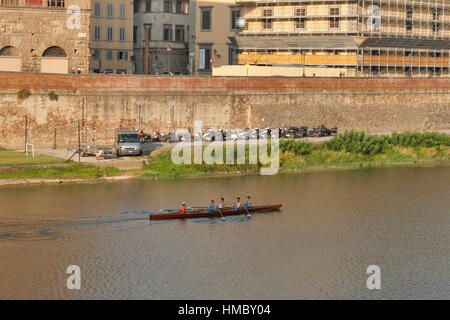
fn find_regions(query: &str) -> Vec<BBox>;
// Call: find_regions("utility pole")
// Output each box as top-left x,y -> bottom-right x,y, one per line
78,120 -> 81,163
53,128 -> 57,149
24,115 -> 28,152
144,28 -> 150,74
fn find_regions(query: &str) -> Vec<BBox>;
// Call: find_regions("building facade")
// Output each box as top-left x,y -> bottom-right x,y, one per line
133,0 -> 192,75
233,0 -> 450,77
195,0 -> 241,75
0,0 -> 91,74
90,0 -> 134,74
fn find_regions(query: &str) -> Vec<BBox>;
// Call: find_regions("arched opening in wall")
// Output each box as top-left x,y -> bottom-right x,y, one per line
0,46 -> 22,72
41,46 -> 69,74
42,46 -> 67,57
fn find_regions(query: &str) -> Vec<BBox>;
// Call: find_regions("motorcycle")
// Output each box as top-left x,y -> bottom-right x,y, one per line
139,132 -> 152,144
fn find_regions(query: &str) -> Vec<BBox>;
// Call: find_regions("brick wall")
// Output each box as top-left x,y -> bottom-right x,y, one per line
0,73 -> 449,149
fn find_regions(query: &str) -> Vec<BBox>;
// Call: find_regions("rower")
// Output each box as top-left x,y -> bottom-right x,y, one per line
179,202 -> 187,213
235,197 -> 241,210
245,196 -> 251,207
208,200 -> 215,213
218,198 -> 225,210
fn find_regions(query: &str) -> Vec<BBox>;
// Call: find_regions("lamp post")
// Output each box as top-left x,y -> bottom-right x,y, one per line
167,46 -> 172,75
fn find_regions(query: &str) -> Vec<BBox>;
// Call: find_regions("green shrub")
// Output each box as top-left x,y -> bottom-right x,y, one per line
390,131 -> 450,148
279,139 -> 314,155
325,130 -> 392,155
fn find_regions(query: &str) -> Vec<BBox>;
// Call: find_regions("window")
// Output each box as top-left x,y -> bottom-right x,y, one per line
119,27 -> 125,41
432,9 -> 441,21
199,47 -> 211,70
107,27 -> 113,41
163,24 -> 172,41
93,49 -> 100,60
231,9 -> 241,30
329,18 -> 339,29
295,6 -> 306,16
229,48 -> 237,65
145,0 -> 151,12
118,51 -> 128,61
107,50 -> 113,60
175,25 -> 185,42
1,0 -> 19,6
262,8 -> 273,30
406,21 -> 412,32
329,5 -> 340,29
176,1 -> 182,13
201,8 -> 211,31
94,26 -> 101,40
406,7 -> 413,19
295,18 -> 305,29
47,0 -> 65,7
133,0 -> 139,13
432,22 -> 441,33
94,2 -> 100,16
133,26 -> 137,43
120,4 -> 126,18
164,1 -> 171,13
106,3 -> 113,17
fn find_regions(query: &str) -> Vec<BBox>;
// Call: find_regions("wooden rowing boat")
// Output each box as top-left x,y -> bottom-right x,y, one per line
149,204 -> 283,220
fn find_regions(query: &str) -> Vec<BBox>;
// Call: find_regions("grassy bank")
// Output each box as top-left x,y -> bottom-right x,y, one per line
0,164 -> 121,180
141,131 -> 450,179
1,131 -> 448,182
0,150 -> 65,166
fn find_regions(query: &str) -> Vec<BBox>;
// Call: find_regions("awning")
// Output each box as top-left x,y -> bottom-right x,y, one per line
360,38 -> 450,50
229,36 -> 358,50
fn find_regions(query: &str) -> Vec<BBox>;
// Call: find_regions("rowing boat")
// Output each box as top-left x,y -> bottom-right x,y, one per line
149,204 -> 283,220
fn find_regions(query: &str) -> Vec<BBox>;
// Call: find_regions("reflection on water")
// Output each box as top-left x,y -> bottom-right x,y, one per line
0,165 -> 449,299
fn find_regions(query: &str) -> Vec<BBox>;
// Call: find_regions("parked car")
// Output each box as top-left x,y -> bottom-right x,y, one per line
203,129 -> 221,142
115,129 -> 142,156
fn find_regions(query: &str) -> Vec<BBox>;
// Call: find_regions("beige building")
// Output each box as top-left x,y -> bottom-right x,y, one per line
233,0 -> 450,77
0,0 -> 91,74
133,0 -> 192,75
90,0 -> 134,74
194,0 -> 241,75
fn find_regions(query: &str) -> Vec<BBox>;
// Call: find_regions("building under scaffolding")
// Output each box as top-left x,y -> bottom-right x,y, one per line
231,0 -> 450,77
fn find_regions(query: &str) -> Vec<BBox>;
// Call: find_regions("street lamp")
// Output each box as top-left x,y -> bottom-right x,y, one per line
167,46 -> 172,75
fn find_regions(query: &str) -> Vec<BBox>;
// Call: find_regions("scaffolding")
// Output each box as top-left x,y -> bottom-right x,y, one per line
233,0 -> 450,77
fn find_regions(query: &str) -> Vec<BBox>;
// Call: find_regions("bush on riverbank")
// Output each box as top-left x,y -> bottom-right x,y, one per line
325,130 -> 450,155
0,164 -> 121,180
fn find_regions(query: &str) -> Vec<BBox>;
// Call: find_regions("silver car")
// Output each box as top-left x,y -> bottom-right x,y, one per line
115,129 -> 142,156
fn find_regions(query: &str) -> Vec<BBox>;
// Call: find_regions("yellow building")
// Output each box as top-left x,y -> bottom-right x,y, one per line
90,0 -> 134,74
233,0 -> 450,77
195,0 -> 242,74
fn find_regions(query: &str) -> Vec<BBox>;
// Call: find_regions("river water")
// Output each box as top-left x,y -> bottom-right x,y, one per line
0,165 -> 448,299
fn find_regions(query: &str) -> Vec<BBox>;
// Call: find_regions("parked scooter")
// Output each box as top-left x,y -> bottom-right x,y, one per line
139,131 -> 152,143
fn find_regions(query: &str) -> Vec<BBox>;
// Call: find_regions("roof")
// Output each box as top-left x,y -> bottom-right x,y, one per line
115,129 -> 139,134
359,38 -> 450,50
229,36 -> 358,50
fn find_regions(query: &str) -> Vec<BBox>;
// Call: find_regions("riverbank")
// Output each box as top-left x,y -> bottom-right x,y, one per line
140,131 -> 450,179
0,131 -> 449,185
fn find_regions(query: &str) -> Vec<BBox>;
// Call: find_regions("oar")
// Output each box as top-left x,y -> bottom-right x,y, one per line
217,208 -> 226,221
244,206 -> 251,217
